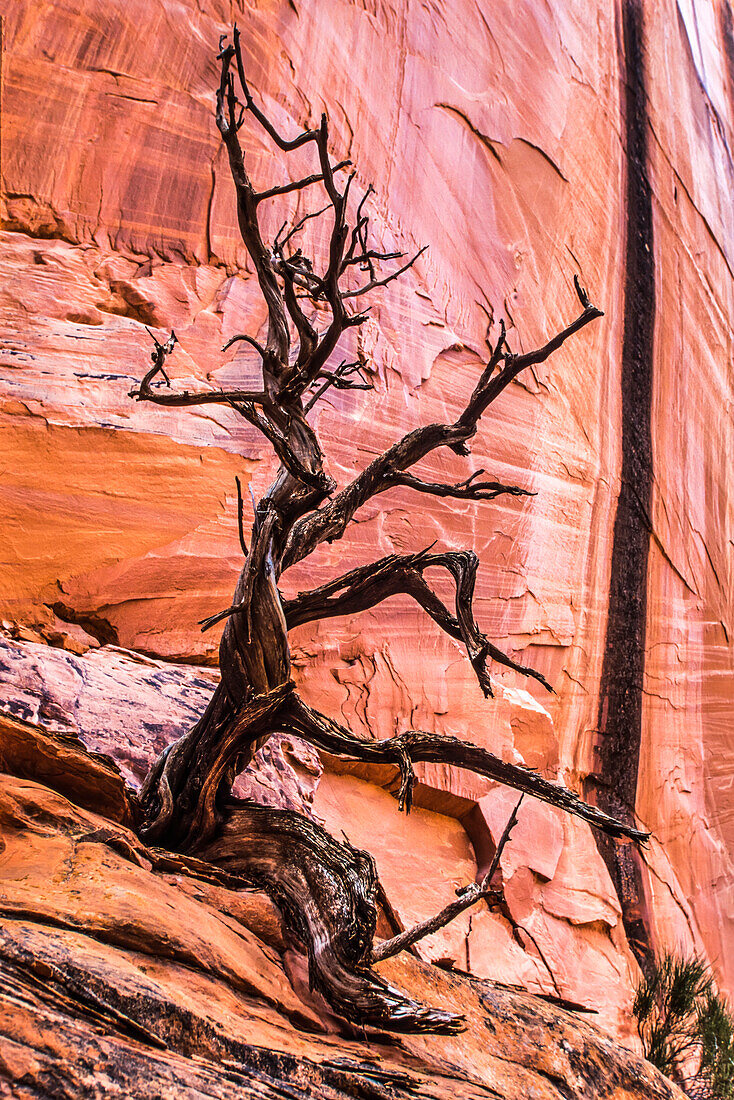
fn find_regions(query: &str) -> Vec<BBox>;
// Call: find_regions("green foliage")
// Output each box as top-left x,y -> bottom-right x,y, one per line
633,952 -> 712,1077
633,952 -> 734,1098
696,992 -> 734,1098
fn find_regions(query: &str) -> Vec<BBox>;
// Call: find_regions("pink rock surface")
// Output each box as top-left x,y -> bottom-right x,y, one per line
2,0 -> 734,1044
0,632 -> 322,814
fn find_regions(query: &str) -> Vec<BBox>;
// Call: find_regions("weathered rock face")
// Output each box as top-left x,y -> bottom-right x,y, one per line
1,0 -> 733,1078
0,630 -> 643,1040
0,716 -> 684,1099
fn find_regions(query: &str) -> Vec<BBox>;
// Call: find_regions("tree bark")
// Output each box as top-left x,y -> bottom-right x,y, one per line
129,27 -> 645,1032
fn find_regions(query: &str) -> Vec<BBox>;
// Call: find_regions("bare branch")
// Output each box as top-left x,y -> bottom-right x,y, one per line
283,547 -> 552,696
342,185 -> 376,276
274,204 -> 331,253
254,159 -> 350,203
281,692 -> 649,842
214,43 -> 290,370
342,245 -> 428,298
199,604 -> 239,633
235,476 -> 249,558
133,385 -> 269,408
221,333 -> 266,358
481,794 -> 525,890
371,795 -> 524,961
282,286 -> 603,568
387,467 -> 534,502
342,248 -> 404,269
402,561 -> 554,695
131,329 -> 177,394
457,287 -> 603,433
227,399 -> 334,493
222,36 -> 361,399
130,330 -> 268,408
273,256 -> 319,373
231,26 -> 321,152
303,359 -> 372,412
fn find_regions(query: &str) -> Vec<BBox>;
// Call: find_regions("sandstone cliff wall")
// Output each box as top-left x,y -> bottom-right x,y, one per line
1,0 -> 733,1046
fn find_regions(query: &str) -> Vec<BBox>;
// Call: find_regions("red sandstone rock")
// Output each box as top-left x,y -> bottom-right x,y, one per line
1,0 -> 733,1078
0,721 -> 683,1097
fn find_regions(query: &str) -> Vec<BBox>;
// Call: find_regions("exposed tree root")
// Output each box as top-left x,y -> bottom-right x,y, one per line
201,803 -> 465,1033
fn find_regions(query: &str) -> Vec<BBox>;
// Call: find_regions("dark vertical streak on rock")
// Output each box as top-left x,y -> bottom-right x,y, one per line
719,1 -> 734,104
587,0 -> 655,967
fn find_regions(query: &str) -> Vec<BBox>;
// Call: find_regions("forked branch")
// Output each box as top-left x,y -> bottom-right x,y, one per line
282,547 -> 553,696
386,467 -> 535,501
282,278 -> 603,568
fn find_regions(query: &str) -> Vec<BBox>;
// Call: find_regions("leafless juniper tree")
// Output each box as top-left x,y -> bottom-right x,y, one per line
130,28 -> 646,1033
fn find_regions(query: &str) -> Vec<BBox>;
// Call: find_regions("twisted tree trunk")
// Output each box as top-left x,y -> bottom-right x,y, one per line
129,27 -> 646,1032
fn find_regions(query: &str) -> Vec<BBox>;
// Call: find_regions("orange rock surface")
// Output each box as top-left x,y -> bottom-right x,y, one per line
1,0 -> 733,1082
0,716 -> 683,1098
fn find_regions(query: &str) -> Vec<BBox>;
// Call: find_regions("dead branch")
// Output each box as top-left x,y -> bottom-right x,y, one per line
230,27 -> 320,153
281,285 -> 603,569
254,159 -> 351,203
127,24 -> 635,1037
372,796 -> 524,962
130,329 -> 271,409
342,245 -> 428,298
281,547 -> 552,696
221,333 -> 266,357
234,476 -> 249,558
279,691 -> 647,841
274,205 -> 331,253
386,467 -> 535,501
303,359 -> 372,411
456,276 -> 603,433
134,383 -> 269,408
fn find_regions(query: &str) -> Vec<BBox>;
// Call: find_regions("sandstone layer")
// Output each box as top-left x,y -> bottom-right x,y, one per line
0,715 -> 683,1099
1,0 -> 733,1079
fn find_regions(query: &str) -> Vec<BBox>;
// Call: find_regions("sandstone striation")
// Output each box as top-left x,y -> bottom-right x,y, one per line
1,0 -> 734,1088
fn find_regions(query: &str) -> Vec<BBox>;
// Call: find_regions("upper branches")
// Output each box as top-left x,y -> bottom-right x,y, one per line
218,24 -> 426,404
132,26 -> 429,510
130,27 -> 604,704
282,277 -> 603,568
131,26 -> 602,547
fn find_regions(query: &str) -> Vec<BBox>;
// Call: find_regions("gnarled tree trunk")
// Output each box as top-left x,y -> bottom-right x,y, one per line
129,27 -> 646,1032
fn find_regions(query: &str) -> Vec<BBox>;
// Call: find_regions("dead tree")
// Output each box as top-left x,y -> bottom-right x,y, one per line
130,28 -> 646,1034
